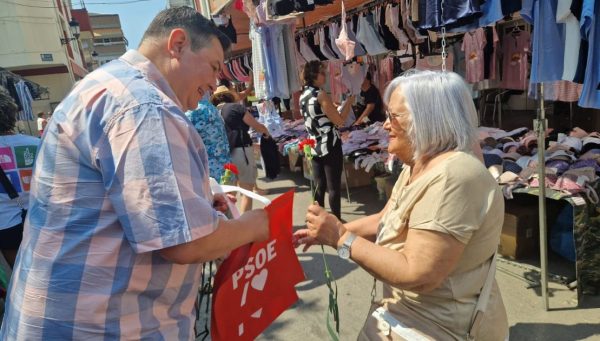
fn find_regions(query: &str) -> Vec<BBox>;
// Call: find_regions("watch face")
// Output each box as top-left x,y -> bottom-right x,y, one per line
338,247 -> 350,259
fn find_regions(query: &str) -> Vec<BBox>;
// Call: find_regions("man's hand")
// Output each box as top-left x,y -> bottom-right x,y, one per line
213,193 -> 237,213
238,209 -> 270,242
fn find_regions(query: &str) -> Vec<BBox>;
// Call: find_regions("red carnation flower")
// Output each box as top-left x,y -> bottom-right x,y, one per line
224,163 -> 239,175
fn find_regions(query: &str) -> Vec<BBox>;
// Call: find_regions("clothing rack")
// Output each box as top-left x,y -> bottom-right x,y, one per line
296,0 -> 393,36
225,50 -> 251,63
0,67 -> 48,101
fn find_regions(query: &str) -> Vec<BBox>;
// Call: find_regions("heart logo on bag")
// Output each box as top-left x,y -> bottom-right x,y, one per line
251,269 -> 268,291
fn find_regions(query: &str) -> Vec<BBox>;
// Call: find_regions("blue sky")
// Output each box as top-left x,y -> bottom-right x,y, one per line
78,0 -> 168,48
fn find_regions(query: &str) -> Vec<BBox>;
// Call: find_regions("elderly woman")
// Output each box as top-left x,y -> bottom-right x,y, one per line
294,71 -> 508,340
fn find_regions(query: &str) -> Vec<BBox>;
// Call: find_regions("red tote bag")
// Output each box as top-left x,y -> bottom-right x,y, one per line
211,190 -> 305,340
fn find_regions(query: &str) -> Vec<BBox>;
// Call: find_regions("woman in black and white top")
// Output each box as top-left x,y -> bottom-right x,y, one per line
300,61 -> 354,219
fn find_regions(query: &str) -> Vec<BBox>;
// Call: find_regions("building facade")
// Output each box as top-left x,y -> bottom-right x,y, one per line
71,8 -> 97,72
89,14 -> 127,67
0,0 -> 87,117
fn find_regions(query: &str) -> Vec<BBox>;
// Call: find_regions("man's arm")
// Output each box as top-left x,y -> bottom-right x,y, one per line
160,210 -> 269,264
99,104 -> 269,261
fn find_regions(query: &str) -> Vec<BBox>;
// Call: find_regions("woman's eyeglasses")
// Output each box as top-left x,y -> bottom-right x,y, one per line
386,110 -> 400,123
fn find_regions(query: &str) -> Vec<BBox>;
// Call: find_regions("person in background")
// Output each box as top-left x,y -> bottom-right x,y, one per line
300,60 -> 355,219
0,8 -> 270,340
186,92 -> 231,180
36,111 -> 47,136
0,87 -> 40,268
218,77 -> 253,103
211,85 -> 271,213
295,71 -> 508,340
217,77 -> 269,195
353,72 -> 385,126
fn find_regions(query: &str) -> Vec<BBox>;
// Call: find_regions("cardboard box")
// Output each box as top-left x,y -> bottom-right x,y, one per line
342,161 -> 374,188
303,157 -> 313,181
498,202 -> 540,260
288,148 -> 302,172
301,159 -> 374,188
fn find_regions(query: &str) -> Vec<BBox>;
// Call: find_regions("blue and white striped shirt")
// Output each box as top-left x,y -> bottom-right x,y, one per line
0,50 -> 219,340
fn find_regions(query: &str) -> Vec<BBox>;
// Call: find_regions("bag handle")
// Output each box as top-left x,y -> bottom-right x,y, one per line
0,165 -> 24,209
210,178 -> 271,206
467,252 -> 498,340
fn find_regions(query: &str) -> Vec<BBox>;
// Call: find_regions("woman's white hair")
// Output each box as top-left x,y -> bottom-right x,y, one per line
383,70 -> 478,162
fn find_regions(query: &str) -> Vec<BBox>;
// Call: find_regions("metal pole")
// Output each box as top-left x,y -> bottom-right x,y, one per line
569,102 -> 574,129
342,161 -> 351,203
536,82 -> 549,311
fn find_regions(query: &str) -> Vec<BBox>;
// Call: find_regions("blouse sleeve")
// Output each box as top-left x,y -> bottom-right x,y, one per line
408,164 -> 490,244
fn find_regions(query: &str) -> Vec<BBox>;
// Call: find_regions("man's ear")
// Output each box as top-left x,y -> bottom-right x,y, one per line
166,28 -> 188,58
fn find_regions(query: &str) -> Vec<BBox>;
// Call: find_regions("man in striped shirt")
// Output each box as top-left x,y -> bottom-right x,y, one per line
0,7 -> 269,340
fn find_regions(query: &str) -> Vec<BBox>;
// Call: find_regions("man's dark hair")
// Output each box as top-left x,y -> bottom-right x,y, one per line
0,86 -> 18,133
141,7 -> 232,53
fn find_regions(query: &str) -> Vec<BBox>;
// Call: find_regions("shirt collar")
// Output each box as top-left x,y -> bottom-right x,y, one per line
120,49 -> 183,109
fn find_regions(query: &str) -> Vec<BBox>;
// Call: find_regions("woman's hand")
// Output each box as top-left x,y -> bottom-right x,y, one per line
304,203 -> 346,249
292,229 -> 319,252
213,193 -> 237,213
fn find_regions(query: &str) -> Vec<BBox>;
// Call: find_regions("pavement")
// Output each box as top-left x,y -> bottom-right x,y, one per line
245,168 -> 600,341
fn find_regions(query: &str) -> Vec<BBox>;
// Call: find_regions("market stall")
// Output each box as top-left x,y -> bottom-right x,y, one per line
216,0 -> 600,307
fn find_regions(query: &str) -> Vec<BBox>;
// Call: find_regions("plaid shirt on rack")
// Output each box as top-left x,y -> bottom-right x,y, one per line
0,50 -> 219,340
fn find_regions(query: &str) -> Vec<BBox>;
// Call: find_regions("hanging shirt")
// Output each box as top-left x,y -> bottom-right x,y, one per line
417,0 -> 483,31
554,80 -> 583,102
557,0 -> 582,81
502,30 -> 531,90
15,80 -> 34,121
521,0 -> 566,83
282,24 -> 302,95
449,0 -> 504,32
318,26 -> 339,60
355,13 -> 388,56
461,28 -> 486,83
267,25 -> 290,99
449,40 -> 467,79
341,62 -> 368,95
250,24 -> 268,99
328,60 -> 348,103
578,0 -> 600,109
0,134 -> 40,230
416,53 -> 454,72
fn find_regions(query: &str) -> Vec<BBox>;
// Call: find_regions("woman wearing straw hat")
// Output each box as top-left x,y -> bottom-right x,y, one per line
211,85 -> 271,213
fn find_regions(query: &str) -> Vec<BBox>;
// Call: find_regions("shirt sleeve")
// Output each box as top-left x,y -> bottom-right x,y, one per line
580,0 -> 594,39
407,165 -> 489,244
97,102 -> 219,253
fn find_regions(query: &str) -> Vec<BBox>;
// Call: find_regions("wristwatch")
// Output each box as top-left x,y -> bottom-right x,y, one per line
337,233 -> 357,260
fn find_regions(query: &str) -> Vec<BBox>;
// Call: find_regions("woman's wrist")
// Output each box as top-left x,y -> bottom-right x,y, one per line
334,222 -> 348,249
